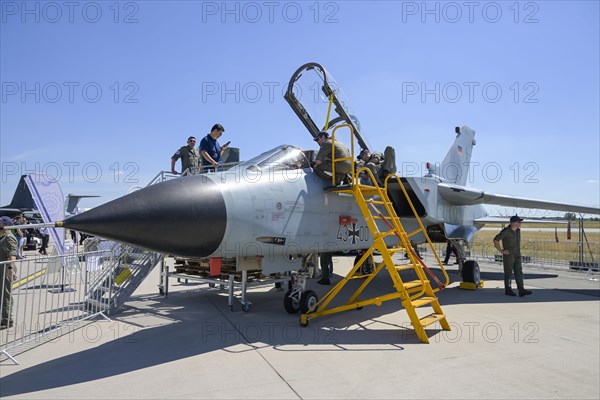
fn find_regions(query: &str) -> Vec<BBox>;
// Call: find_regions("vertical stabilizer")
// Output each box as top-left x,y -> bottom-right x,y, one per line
3,175 -> 35,210
439,126 -> 476,185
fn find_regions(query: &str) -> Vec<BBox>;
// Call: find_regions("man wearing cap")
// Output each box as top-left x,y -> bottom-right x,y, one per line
356,148 -> 385,185
493,216 -> 533,297
0,219 -> 18,329
313,131 -> 352,185
356,149 -> 371,185
200,124 -> 229,172
367,151 -> 384,185
171,136 -> 201,175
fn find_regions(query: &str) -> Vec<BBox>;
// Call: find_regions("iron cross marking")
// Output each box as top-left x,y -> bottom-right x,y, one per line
349,223 -> 360,244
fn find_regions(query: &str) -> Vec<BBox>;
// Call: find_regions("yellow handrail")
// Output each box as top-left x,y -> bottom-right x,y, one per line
384,174 -> 450,290
324,91 -> 336,131
330,123 -> 355,186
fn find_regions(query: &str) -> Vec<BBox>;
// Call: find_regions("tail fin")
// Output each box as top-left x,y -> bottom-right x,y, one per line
2,175 -> 35,210
439,126 -> 476,185
65,194 -> 100,214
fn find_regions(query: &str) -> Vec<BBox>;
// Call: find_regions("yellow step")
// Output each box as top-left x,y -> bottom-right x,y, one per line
387,248 -> 405,254
403,280 -> 423,290
410,296 -> 437,308
379,231 -> 398,239
395,264 -> 417,271
369,200 -> 392,206
359,188 -> 379,195
349,273 -> 374,280
419,313 -> 446,327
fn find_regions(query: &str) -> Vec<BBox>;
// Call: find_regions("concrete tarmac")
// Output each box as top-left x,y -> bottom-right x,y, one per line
1,255 -> 598,399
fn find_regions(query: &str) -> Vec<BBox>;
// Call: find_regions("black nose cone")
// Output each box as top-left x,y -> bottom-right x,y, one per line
64,175 -> 226,258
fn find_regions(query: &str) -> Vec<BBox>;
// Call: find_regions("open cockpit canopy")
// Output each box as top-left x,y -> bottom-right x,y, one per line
284,62 -> 370,152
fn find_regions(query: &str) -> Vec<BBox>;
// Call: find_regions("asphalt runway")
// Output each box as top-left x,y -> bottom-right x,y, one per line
1,255 -> 598,399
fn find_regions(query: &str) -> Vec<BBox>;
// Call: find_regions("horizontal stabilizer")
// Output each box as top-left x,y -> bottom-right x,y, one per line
438,183 -> 600,215
66,194 -> 100,214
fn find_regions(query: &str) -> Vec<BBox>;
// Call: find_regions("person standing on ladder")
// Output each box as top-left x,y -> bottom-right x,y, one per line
313,131 -> 352,186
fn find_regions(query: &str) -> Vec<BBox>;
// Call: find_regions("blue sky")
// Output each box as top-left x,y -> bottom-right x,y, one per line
1,0 -> 599,215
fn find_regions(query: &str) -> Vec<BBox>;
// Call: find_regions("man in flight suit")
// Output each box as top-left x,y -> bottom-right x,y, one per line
0,219 -> 18,329
313,131 -> 352,185
171,136 -> 201,175
493,215 -> 533,297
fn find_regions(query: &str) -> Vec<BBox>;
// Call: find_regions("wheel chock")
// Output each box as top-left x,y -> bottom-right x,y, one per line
459,280 -> 485,290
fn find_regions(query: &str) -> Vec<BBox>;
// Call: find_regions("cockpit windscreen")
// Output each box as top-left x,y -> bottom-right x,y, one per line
237,145 -> 310,172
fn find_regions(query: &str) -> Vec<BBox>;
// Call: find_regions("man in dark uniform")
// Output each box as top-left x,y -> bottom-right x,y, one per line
200,124 -> 229,172
367,151 -> 383,185
313,131 -> 352,185
443,240 -> 459,265
318,253 -> 333,285
356,148 -> 386,185
493,215 -> 533,297
171,136 -> 201,175
0,219 -> 18,329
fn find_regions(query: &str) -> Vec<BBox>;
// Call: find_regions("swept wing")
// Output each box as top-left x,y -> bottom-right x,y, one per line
438,183 -> 599,215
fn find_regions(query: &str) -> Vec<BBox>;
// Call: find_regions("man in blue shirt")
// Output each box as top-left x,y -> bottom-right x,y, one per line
200,124 -> 229,171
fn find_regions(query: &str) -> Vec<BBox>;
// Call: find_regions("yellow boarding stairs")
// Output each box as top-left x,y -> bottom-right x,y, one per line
301,124 -> 451,343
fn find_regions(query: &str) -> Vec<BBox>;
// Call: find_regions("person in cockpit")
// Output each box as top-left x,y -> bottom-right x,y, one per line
313,131 -> 352,185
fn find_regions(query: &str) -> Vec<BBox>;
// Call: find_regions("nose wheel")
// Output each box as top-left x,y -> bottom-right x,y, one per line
300,290 -> 318,313
284,288 -> 301,314
283,264 -> 319,316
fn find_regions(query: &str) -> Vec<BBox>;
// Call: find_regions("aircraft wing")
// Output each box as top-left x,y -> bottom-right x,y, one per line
438,183 -> 600,215
0,207 -> 25,217
473,216 -> 568,224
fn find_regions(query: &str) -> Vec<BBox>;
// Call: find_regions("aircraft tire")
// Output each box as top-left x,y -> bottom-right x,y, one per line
300,290 -> 319,314
284,289 -> 300,314
355,253 -> 374,275
462,260 -> 481,284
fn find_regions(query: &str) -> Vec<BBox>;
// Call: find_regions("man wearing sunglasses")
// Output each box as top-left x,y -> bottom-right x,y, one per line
171,136 -> 201,175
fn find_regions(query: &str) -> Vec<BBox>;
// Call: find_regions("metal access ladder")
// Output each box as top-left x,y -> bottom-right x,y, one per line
85,240 -> 164,314
300,125 -> 451,343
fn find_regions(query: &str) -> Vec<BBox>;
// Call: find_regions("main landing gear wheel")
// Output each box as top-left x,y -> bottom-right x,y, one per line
355,253 -> 374,275
300,290 -> 319,314
284,289 -> 300,314
462,260 -> 481,285
241,302 -> 252,312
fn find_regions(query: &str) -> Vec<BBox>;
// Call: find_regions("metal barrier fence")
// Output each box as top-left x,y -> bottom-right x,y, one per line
145,162 -> 242,188
0,250 -> 115,364
432,240 -> 599,273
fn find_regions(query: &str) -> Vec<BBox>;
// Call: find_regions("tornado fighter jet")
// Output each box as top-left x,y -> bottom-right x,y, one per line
51,63 -> 598,307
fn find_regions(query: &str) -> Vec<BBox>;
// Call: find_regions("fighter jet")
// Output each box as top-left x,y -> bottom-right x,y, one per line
22,63 -> 599,307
